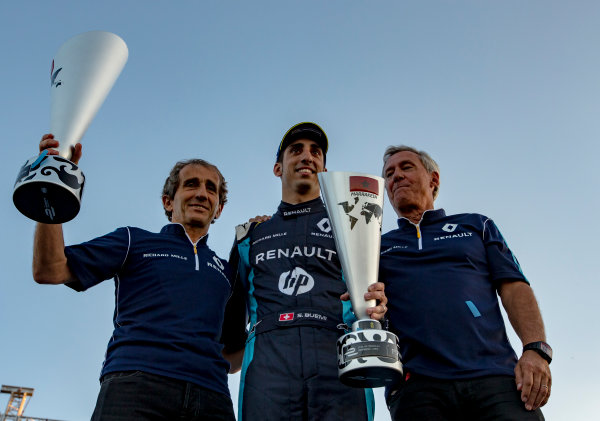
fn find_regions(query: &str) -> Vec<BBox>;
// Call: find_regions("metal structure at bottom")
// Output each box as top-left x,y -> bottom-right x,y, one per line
1,385 -> 66,421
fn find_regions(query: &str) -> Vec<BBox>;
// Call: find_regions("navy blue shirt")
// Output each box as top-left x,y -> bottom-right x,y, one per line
379,209 -> 528,380
64,223 -> 235,396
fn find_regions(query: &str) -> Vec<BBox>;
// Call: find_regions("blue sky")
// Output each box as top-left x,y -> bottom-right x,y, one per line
1,1 -> 598,419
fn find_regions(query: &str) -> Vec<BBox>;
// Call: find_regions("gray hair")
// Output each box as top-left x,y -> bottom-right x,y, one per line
382,145 -> 440,200
161,159 -> 228,222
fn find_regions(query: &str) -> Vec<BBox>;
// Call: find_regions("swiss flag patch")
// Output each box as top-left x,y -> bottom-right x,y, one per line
279,312 -> 294,321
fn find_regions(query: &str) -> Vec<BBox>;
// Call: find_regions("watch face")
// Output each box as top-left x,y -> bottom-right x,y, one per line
540,342 -> 553,358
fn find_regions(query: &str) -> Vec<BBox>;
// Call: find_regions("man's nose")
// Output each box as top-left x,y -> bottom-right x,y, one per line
194,184 -> 208,199
394,169 -> 405,180
300,148 -> 314,163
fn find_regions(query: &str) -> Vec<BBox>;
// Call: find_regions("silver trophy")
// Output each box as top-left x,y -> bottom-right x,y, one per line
319,171 -> 403,388
13,31 -> 128,223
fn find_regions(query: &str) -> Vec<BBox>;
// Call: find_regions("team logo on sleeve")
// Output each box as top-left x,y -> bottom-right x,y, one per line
278,267 -> 314,295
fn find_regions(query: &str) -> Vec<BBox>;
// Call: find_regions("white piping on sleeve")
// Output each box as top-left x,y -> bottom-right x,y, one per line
121,227 -> 132,269
482,218 -> 491,241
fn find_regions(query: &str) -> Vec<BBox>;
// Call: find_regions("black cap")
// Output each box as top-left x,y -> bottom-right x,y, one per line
276,122 -> 328,163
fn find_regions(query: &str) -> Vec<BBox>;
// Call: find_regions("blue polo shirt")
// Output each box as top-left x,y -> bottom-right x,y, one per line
64,223 -> 235,396
380,209 -> 528,380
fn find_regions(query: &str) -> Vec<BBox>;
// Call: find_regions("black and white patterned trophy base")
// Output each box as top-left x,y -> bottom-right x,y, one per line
337,319 -> 403,388
13,153 -> 85,224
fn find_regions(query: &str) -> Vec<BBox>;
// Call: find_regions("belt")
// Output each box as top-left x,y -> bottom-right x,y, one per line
248,308 -> 347,337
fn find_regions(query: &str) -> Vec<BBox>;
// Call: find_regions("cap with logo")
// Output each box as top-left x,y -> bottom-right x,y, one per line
276,122 -> 328,164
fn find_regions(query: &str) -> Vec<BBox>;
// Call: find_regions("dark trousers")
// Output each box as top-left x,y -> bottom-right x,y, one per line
387,374 -> 544,421
241,327 -> 372,421
91,371 -> 235,421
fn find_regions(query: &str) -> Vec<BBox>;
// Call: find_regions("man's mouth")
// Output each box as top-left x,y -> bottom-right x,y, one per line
392,183 -> 410,193
189,204 -> 209,211
296,167 -> 315,175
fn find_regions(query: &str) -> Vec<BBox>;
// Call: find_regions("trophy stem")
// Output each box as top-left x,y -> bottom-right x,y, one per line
352,319 -> 382,331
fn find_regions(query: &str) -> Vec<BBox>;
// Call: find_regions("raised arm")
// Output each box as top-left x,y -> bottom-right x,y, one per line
33,223 -> 76,284
32,134 -> 82,285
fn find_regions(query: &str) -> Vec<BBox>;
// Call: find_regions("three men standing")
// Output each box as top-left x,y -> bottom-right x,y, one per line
29,132 -> 552,421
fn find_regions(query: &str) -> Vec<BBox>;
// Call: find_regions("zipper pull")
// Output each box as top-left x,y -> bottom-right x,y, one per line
193,244 -> 199,270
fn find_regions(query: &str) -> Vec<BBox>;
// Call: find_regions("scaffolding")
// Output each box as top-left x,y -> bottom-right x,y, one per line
1,385 -> 65,421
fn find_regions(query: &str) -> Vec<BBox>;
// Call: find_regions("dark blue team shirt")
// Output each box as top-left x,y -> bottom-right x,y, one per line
64,223 -> 234,396
380,209 -> 528,381
236,198 -> 355,328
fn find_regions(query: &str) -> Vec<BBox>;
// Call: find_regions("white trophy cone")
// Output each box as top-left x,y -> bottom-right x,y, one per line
319,171 -> 403,388
13,31 -> 128,224
50,31 -> 128,158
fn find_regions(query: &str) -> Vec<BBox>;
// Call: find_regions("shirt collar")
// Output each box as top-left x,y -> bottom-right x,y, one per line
396,208 -> 446,229
160,223 -> 209,245
276,197 -> 325,219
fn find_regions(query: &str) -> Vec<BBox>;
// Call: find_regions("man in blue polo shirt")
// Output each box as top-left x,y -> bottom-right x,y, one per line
379,145 -> 551,420
32,134 -> 246,421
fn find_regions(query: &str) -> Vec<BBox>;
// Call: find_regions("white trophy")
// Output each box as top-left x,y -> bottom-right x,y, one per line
318,171 -> 403,388
13,31 -> 128,223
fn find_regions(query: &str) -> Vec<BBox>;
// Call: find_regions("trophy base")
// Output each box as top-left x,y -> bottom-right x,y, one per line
340,364 -> 403,388
337,320 -> 403,388
13,154 -> 85,224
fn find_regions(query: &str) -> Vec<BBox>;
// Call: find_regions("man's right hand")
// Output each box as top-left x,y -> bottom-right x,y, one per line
39,133 -> 82,165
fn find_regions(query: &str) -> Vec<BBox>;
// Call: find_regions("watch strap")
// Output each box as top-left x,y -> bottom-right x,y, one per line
523,341 -> 552,364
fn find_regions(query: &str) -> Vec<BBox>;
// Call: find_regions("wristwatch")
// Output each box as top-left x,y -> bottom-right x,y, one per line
523,341 -> 553,364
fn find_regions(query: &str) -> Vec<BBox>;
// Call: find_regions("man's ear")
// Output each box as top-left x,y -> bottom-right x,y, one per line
430,171 -> 440,189
162,195 -> 173,213
273,162 -> 282,178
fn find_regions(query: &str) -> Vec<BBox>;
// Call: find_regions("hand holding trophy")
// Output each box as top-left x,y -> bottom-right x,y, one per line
319,171 -> 403,388
13,31 -> 128,223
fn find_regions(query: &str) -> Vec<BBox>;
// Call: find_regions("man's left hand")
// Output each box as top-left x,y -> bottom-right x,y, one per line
515,350 -> 551,411
340,282 -> 388,321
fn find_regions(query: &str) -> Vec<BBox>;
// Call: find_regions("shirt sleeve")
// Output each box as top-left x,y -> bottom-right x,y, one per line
483,219 -> 529,286
220,235 -> 249,352
64,227 -> 131,291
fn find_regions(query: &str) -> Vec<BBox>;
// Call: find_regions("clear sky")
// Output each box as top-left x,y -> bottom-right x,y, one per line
1,1 -> 597,420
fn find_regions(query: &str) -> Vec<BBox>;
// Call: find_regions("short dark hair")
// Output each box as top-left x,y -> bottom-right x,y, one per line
161,159 -> 228,222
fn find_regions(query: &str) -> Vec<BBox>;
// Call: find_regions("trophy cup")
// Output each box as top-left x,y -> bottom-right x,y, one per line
13,31 -> 128,223
318,171 -> 403,388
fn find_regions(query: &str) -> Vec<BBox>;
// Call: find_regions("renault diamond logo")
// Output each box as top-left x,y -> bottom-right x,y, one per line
442,223 -> 457,232
317,218 -> 331,233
